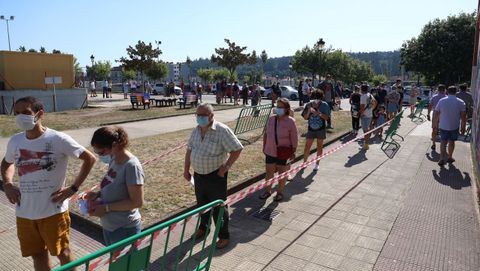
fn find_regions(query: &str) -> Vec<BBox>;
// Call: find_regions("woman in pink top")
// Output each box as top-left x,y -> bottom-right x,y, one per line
259,98 -> 298,201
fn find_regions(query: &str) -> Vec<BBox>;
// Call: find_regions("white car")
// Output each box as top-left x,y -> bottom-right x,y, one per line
264,85 -> 299,100
153,83 -> 182,95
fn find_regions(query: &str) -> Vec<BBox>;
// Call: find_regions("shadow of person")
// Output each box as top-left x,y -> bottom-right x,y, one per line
340,133 -> 357,144
344,150 -> 368,167
425,150 -> 440,162
432,164 -> 471,190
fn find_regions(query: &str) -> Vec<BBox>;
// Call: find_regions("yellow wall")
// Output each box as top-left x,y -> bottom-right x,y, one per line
0,51 -> 74,90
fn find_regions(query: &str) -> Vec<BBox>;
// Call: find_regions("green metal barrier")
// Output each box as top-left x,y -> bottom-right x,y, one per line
54,200 -> 225,271
381,111 -> 404,152
411,99 -> 429,120
233,104 -> 272,139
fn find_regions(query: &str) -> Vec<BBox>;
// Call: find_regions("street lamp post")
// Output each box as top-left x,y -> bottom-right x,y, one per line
0,15 -> 14,51
90,55 -> 95,81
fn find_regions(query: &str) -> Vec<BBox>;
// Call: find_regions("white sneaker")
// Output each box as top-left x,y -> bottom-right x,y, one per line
313,164 -> 320,171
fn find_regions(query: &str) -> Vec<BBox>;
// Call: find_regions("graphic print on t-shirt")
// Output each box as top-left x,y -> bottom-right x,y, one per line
17,148 -> 56,176
101,168 -> 117,189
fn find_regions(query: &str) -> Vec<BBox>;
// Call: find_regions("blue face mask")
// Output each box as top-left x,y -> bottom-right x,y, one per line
275,107 -> 286,116
196,116 -> 210,127
98,155 -> 112,164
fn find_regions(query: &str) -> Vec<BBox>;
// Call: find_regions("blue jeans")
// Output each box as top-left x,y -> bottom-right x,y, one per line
103,224 -> 141,246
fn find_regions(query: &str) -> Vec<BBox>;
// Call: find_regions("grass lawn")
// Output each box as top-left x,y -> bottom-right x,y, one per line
0,103 -> 240,137
66,110 -> 352,226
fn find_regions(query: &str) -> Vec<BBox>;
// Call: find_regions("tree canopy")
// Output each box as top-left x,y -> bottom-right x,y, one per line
211,39 -> 257,82
292,39 -> 374,84
401,12 -> 475,85
118,40 -> 162,77
146,61 -> 168,82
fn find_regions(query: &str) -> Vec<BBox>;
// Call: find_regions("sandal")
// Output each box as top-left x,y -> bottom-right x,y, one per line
273,193 -> 284,202
259,191 -> 271,200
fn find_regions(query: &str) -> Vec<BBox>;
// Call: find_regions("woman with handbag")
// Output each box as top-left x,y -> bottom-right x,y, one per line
259,98 -> 298,202
301,89 -> 331,171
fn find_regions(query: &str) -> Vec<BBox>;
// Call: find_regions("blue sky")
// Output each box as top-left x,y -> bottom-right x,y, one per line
0,0 -> 476,68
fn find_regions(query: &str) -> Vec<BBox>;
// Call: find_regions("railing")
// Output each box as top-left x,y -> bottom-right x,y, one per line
54,200 -> 225,271
233,103 -> 272,137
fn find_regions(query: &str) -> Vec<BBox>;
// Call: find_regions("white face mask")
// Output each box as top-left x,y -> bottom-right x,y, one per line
15,114 -> 37,131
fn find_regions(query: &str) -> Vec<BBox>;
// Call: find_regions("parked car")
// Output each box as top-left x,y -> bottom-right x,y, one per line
153,83 -> 165,95
264,86 -> 299,100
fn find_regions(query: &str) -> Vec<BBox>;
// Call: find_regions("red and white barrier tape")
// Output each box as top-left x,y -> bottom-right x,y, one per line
71,142 -> 188,202
225,114 -> 397,206
84,112 -> 402,269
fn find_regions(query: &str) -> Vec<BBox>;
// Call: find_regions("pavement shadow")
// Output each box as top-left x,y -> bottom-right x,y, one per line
425,150 -> 440,162
344,149 -> 368,167
205,168 -> 316,257
340,133 -> 357,144
432,164 -> 471,190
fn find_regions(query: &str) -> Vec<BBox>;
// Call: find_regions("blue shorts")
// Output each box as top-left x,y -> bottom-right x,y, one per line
439,129 -> 459,142
361,117 -> 372,132
387,103 -> 398,113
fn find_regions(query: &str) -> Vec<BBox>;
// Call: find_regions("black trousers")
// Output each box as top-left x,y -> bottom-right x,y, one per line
194,170 -> 229,239
352,116 -> 360,130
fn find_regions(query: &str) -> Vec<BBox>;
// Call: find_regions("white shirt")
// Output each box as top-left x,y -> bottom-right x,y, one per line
187,121 -> 243,174
103,80 -> 108,88
4,128 -> 86,219
89,81 -> 95,90
360,93 -> 374,118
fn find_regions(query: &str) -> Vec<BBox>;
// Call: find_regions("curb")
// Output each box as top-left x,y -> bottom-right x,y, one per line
99,105 -> 243,126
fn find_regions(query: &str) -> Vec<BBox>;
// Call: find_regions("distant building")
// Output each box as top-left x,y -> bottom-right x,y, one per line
110,66 -> 123,83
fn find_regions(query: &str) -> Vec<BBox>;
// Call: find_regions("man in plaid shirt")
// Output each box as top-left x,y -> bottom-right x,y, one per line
184,103 -> 243,249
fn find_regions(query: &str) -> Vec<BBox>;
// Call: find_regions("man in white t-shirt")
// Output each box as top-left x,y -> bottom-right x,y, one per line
359,84 -> 377,150
1,97 -> 96,270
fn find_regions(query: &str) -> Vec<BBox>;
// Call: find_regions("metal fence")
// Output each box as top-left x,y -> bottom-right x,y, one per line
54,200 -> 225,271
233,104 -> 272,136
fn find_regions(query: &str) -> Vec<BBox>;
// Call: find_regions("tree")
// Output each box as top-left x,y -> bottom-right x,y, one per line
261,50 -> 268,66
122,69 -> 136,81
292,38 -> 331,81
88,61 -> 111,80
73,57 -> 82,78
197,68 -> 214,84
52,49 -> 61,54
18,46 -> 26,52
212,68 -> 231,81
28,48 -> 37,53
118,40 -> 162,89
401,12 -> 475,85
146,61 -> 168,82
186,56 -> 192,83
40,46 -> 46,53
372,74 -> 388,86
211,39 -> 257,82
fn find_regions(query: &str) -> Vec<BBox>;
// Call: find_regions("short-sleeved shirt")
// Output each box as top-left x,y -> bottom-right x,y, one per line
360,93 -> 374,118
188,120 -> 244,174
264,116 -> 298,158
377,89 -> 387,104
319,81 -> 335,102
456,91 -> 473,117
387,91 -> 400,104
4,128 -> 86,220
434,95 -> 466,131
430,93 -> 446,109
302,100 -> 331,131
100,156 -> 144,231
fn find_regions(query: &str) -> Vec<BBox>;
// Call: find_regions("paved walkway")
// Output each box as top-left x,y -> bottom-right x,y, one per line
1,104 -> 478,270
203,118 -> 478,270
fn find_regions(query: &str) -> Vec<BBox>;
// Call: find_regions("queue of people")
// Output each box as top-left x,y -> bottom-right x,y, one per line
1,78 -> 473,270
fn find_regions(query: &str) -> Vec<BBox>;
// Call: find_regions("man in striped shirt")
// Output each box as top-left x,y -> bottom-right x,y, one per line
184,103 -> 243,249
